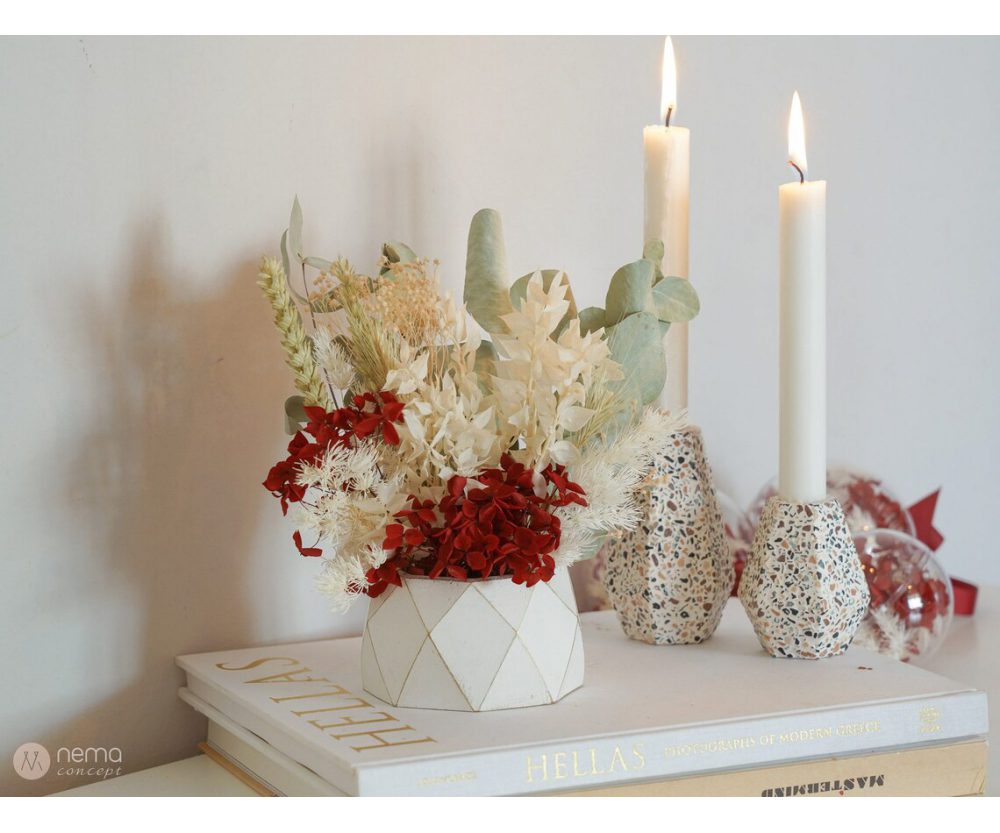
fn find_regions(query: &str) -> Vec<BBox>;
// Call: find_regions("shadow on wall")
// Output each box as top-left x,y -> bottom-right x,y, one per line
11,218 -> 291,795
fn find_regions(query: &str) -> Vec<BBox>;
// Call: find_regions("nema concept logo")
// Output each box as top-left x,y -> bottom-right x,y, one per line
13,743 -> 51,780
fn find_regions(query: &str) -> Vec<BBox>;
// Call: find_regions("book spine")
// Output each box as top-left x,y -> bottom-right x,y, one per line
204,709 -> 987,799
356,691 -> 988,796
179,683 -> 359,795
553,741 -> 988,797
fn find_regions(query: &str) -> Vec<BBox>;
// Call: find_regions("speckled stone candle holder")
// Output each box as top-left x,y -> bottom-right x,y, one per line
739,495 -> 870,659
602,425 -> 734,645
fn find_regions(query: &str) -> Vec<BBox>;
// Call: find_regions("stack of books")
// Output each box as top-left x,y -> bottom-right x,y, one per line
175,602 -> 989,796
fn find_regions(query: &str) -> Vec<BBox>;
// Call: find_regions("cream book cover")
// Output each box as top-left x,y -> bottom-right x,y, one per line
176,604 -> 988,796
195,707 -> 987,798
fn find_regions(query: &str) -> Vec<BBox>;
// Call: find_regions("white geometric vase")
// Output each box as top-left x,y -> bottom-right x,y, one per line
361,567 -> 584,711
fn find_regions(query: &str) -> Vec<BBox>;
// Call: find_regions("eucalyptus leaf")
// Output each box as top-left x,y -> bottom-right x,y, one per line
606,311 -> 667,407
510,269 -> 577,336
280,230 -> 291,284
464,209 -> 512,335
284,394 -> 308,435
474,339 -> 499,386
605,259 -> 655,325
382,241 -> 417,266
642,239 -> 665,282
578,306 -> 606,336
642,239 -> 664,264
304,256 -> 333,271
288,196 -> 304,262
652,277 -> 700,323
278,229 -> 310,305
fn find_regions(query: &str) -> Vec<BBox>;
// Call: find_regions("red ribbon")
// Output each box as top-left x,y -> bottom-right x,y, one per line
908,490 -> 944,551
951,578 -> 979,616
907,489 -> 977,616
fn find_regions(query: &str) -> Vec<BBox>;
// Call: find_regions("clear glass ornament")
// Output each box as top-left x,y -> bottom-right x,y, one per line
852,528 -> 953,662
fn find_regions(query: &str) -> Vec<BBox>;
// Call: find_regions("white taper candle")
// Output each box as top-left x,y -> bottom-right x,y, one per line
778,92 -> 827,503
643,36 -> 690,413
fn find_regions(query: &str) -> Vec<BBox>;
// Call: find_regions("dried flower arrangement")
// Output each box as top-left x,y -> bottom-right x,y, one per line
259,201 -> 699,611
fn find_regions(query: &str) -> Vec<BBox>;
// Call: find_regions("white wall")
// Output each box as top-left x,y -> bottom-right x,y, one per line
1,36 -> 997,795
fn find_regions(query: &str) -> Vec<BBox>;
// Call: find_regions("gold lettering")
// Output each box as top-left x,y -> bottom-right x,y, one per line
631,743 -> 646,770
589,748 -> 605,775
609,746 -> 628,773
572,750 -> 588,778
526,754 -> 548,783
245,666 -> 332,684
270,685 -> 352,704
308,711 -> 398,731
216,656 -> 299,671
553,752 -> 568,780
329,725 -> 436,753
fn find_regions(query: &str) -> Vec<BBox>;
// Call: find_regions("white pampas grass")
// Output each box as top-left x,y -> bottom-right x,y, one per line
312,326 -> 356,391
555,407 -> 686,567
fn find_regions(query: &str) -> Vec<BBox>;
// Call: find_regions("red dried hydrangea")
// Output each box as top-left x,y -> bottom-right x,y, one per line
263,391 -> 405,537
366,454 -> 587,597
265,395 -> 589,596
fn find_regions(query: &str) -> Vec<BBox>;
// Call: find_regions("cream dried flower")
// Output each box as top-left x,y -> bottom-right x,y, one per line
555,407 -> 686,567
314,554 -> 371,613
372,259 -> 448,348
312,327 -> 356,391
491,272 -> 621,471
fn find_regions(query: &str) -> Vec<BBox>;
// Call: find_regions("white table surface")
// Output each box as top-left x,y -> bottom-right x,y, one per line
57,589 -> 997,797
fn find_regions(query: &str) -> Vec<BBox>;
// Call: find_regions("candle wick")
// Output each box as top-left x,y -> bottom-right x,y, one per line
789,161 -> 805,184
664,106 -> 673,128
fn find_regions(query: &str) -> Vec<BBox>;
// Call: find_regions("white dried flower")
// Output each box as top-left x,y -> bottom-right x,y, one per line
554,407 -> 686,567
313,327 -> 356,390
315,555 -> 370,613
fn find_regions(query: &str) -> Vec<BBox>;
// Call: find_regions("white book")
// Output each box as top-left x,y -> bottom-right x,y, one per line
192,703 -> 988,798
176,603 -> 989,796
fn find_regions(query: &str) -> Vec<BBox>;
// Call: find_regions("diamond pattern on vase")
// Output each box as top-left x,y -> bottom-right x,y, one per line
360,629 -> 391,704
602,426 -> 734,645
364,583 -> 427,701
406,576 -> 468,632
431,589 -> 517,709
557,627 -> 585,699
517,578 -> 579,698
474,578 -> 532,630
550,564 -> 583,613
738,495 -> 870,659
397,638 -> 471,710
360,568 -> 584,711
478,638 -> 549,711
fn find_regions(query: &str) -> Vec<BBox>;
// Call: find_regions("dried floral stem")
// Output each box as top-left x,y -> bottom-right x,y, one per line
339,285 -> 399,393
257,257 -> 332,409
297,262 -> 342,409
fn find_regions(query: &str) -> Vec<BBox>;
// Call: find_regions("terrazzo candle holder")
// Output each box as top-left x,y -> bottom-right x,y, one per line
738,495 -> 870,659
602,425 -> 733,645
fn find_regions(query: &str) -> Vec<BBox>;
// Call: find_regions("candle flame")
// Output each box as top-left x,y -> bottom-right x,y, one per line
788,91 -> 808,178
660,36 -> 677,125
